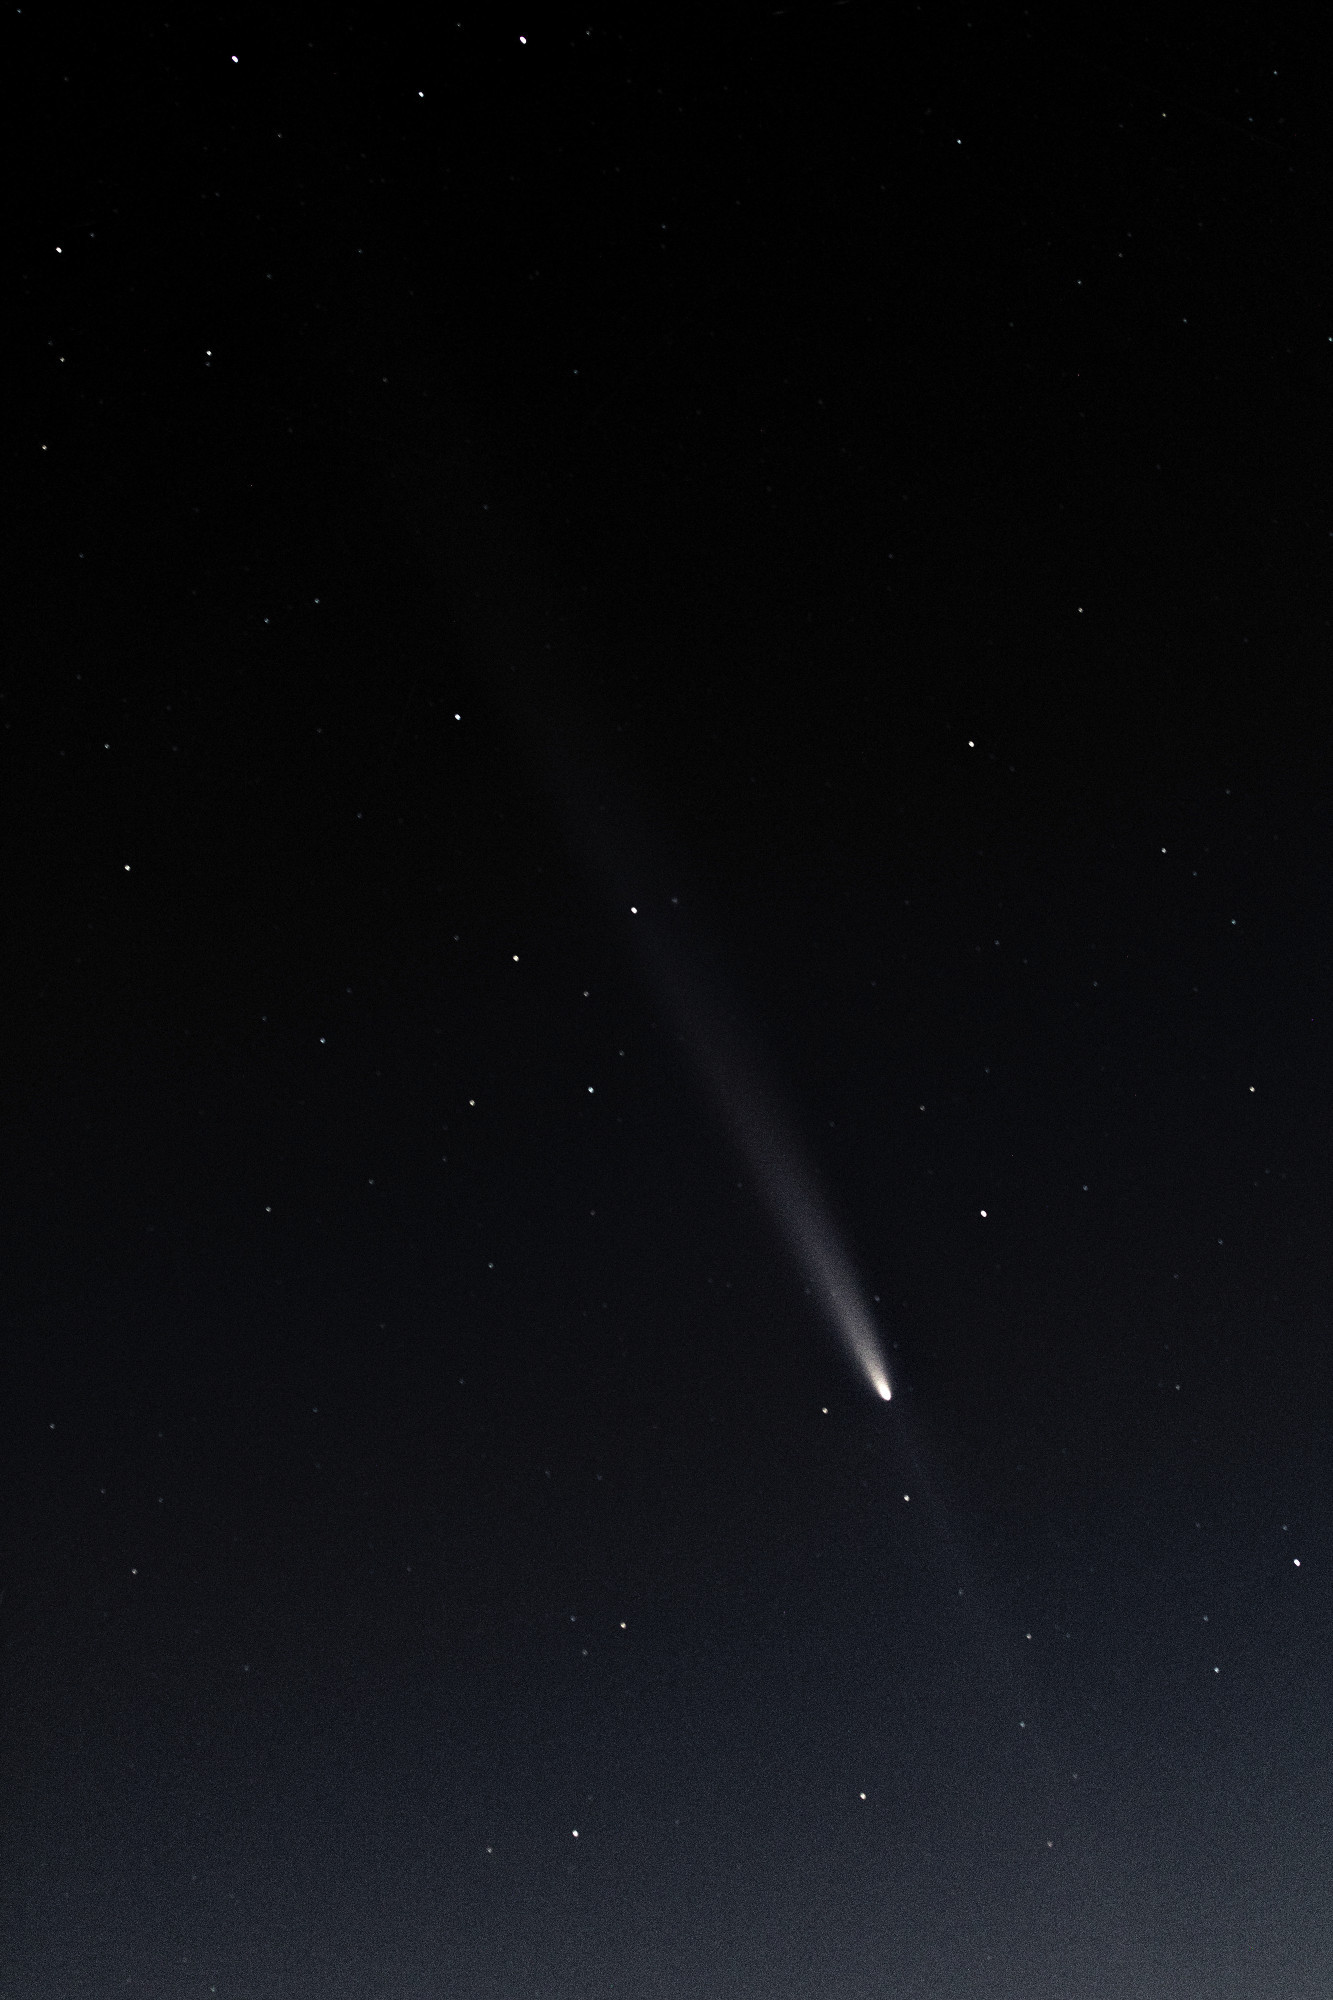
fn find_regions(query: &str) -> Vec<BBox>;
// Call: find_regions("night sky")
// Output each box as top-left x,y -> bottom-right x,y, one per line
7,9 -> 1333,1996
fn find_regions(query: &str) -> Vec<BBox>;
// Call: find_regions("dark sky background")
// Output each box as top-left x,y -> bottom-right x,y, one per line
7,7 -> 1333,1996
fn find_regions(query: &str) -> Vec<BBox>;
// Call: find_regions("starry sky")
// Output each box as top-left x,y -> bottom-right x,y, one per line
6,8 -> 1333,1997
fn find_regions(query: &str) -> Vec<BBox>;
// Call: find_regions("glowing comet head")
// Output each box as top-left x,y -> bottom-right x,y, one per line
851,1330 -> 893,1402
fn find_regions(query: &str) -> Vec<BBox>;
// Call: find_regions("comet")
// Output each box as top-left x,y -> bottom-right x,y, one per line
628,899 -> 894,1403
518,701 -> 893,1401
371,380 -> 892,1400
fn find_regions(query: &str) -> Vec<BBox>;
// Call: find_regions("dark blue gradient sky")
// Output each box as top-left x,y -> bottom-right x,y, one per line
6,8 -> 1333,1996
